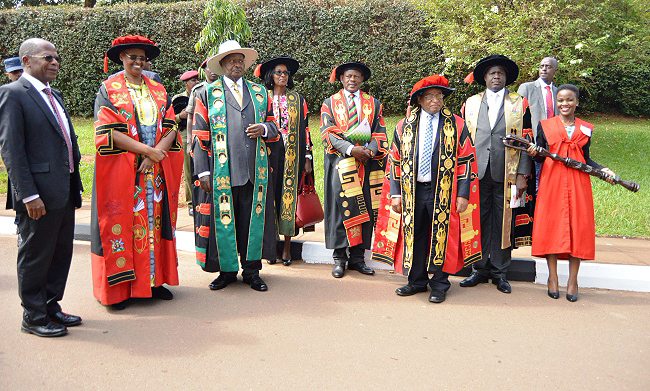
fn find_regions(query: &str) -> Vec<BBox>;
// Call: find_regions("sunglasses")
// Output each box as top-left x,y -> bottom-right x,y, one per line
29,55 -> 62,64
125,54 -> 148,63
274,71 -> 290,76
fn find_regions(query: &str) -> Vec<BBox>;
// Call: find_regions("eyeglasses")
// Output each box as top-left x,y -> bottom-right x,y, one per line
125,54 -> 148,63
274,71 -> 290,76
29,55 -> 62,64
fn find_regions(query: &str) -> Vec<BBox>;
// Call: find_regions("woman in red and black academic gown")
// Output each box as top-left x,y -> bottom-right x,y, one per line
91,36 -> 183,310
528,84 -> 615,302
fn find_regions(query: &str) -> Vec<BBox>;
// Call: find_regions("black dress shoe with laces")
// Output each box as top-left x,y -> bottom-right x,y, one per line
395,284 -> 427,296
459,272 -> 489,287
243,275 -> 268,291
209,274 -> 237,290
21,320 -> 67,337
493,277 -> 512,293
348,261 -> 375,275
428,290 -> 446,303
50,311 -> 82,327
151,286 -> 174,300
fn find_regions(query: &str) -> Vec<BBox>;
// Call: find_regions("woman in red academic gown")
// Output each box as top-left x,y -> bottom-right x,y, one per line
527,84 -> 615,302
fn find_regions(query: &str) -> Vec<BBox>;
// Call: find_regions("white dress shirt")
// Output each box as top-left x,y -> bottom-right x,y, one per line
537,77 -> 555,119
20,73 -> 72,203
486,88 -> 505,129
417,110 -> 440,183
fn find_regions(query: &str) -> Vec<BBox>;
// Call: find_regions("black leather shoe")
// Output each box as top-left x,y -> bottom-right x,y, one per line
282,259 -> 292,266
50,311 -> 82,327
548,290 -> 560,299
493,277 -> 512,293
267,259 -> 277,265
428,290 -> 446,303
459,272 -> 489,287
243,275 -> 268,291
395,284 -> 427,296
21,320 -> 67,337
332,264 -> 345,278
348,261 -> 375,275
151,286 -> 174,300
209,274 -> 237,290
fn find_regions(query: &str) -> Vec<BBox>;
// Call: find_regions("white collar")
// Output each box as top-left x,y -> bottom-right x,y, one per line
421,110 -> 439,120
344,89 -> 360,99
537,78 -> 553,89
21,72 -> 50,92
223,76 -> 242,89
486,88 -> 505,100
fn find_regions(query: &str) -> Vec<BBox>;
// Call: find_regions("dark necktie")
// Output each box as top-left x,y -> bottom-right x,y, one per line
43,88 -> 74,173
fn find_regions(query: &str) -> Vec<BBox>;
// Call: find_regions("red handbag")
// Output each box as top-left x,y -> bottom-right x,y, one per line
295,171 -> 324,228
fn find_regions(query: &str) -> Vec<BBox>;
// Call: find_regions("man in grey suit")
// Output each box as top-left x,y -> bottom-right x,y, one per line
191,41 -> 277,292
517,57 -> 558,188
0,38 -> 83,337
459,55 -> 533,293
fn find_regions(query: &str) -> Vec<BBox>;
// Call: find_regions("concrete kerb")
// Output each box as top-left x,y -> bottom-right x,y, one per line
2,215 -> 648,293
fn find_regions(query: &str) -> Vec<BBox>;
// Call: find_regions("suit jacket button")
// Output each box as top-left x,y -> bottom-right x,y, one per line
242,115 -> 246,119
64,161 -> 69,166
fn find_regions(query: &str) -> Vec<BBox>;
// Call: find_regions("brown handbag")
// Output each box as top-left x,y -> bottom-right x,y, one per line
295,171 -> 324,228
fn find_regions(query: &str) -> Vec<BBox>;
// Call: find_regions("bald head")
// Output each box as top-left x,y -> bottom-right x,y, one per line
539,57 -> 558,84
19,38 -> 60,84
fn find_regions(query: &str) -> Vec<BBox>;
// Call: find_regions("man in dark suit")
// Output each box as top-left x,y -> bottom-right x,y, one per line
517,57 -> 558,188
460,55 -> 532,294
191,40 -> 277,292
0,38 -> 83,337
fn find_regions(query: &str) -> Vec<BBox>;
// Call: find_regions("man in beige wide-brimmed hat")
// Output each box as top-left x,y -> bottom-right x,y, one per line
190,40 -> 278,293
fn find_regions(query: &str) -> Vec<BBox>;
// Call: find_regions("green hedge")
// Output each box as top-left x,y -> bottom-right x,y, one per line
1,0 -> 648,117
0,3 -> 207,116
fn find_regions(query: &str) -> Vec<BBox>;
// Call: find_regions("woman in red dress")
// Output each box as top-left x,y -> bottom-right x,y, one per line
527,84 -> 615,302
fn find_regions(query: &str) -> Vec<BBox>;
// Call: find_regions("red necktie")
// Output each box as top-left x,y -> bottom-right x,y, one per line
545,85 -> 554,119
43,88 -> 74,173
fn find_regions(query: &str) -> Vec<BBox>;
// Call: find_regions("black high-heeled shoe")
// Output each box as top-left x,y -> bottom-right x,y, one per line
548,290 -> 559,299
566,285 -> 579,302
282,259 -> 292,266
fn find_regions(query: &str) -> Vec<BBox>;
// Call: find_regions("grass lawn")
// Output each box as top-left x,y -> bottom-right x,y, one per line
0,114 -> 646,238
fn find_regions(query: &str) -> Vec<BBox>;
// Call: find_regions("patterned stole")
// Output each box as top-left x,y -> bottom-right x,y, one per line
207,78 -> 269,270
277,90 -> 302,236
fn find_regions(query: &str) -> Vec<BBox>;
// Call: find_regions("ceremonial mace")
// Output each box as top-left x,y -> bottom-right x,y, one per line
501,134 -> 640,193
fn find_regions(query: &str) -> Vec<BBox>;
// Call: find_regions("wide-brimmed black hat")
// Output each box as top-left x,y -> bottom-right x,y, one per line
329,62 -> 371,83
255,56 -> 300,79
106,35 -> 160,65
472,55 -> 519,86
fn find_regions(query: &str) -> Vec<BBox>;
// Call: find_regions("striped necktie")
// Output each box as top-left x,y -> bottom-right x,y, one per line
347,93 -> 358,130
419,113 -> 434,177
43,88 -> 74,173
231,82 -> 243,107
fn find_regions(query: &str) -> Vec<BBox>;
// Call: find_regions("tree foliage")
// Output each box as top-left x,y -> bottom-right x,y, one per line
421,0 -> 650,114
195,0 -> 251,57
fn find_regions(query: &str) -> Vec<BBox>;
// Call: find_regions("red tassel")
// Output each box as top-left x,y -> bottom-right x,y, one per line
329,67 -> 337,84
463,72 -> 474,84
103,54 -> 108,73
253,64 -> 262,78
